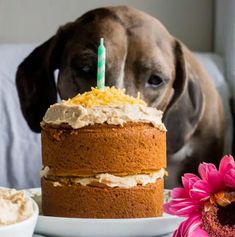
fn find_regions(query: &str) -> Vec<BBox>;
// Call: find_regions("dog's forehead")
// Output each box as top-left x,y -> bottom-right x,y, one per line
77,6 -> 172,40
74,6 -> 174,56
79,7 -> 125,28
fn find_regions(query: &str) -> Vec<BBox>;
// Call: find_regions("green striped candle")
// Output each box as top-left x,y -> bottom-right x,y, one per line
97,38 -> 106,89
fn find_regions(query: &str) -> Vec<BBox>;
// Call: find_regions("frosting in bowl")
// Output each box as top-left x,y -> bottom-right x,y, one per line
0,188 -> 34,226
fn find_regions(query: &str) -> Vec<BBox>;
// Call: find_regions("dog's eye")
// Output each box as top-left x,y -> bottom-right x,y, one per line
80,65 -> 92,73
76,65 -> 96,77
71,56 -> 96,77
146,75 -> 164,88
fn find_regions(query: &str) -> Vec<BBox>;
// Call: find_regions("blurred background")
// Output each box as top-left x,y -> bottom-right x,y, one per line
0,0 -> 214,51
0,0 -> 234,188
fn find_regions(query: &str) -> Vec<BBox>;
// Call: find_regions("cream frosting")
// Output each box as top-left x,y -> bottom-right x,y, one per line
42,104 -> 166,131
0,188 -> 34,226
52,182 -> 62,187
40,166 -> 50,178
41,167 -> 165,188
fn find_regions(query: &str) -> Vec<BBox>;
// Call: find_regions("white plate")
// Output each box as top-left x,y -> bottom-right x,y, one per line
25,188 -> 184,237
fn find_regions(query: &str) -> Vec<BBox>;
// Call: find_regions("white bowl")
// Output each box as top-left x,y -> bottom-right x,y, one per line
0,198 -> 39,237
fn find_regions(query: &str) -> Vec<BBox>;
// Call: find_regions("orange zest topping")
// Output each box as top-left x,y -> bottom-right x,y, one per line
65,87 -> 146,107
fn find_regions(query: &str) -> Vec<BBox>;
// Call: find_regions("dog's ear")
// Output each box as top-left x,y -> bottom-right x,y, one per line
163,40 -> 204,154
16,23 -> 75,132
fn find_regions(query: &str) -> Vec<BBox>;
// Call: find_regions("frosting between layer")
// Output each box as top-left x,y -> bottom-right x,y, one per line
42,104 -> 166,131
41,167 -> 165,188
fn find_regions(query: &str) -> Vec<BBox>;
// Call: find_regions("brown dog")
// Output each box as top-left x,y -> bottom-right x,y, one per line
16,6 -> 225,187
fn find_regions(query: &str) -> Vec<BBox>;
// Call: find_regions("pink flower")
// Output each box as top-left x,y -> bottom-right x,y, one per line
164,155 -> 235,237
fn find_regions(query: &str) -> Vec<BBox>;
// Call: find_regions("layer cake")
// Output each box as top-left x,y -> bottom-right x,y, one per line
41,87 -> 166,218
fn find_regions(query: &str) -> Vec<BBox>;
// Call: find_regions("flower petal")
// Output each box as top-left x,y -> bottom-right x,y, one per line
189,226 -> 209,237
190,180 -> 211,200
163,202 -> 173,215
164,198 -> 201,217
224,169 -> 235,188
182,173 -> 200,192
171,187 -> 189,199
206,170 -> 224,193
172,214 -> 203,237
198,162 -> 217,181
173,204 -> 201,217
219,155 -> 235,175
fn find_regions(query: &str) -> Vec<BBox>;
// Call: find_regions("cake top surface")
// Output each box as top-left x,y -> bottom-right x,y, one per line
65,87 -> 146,107
42,87 -> 166,131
